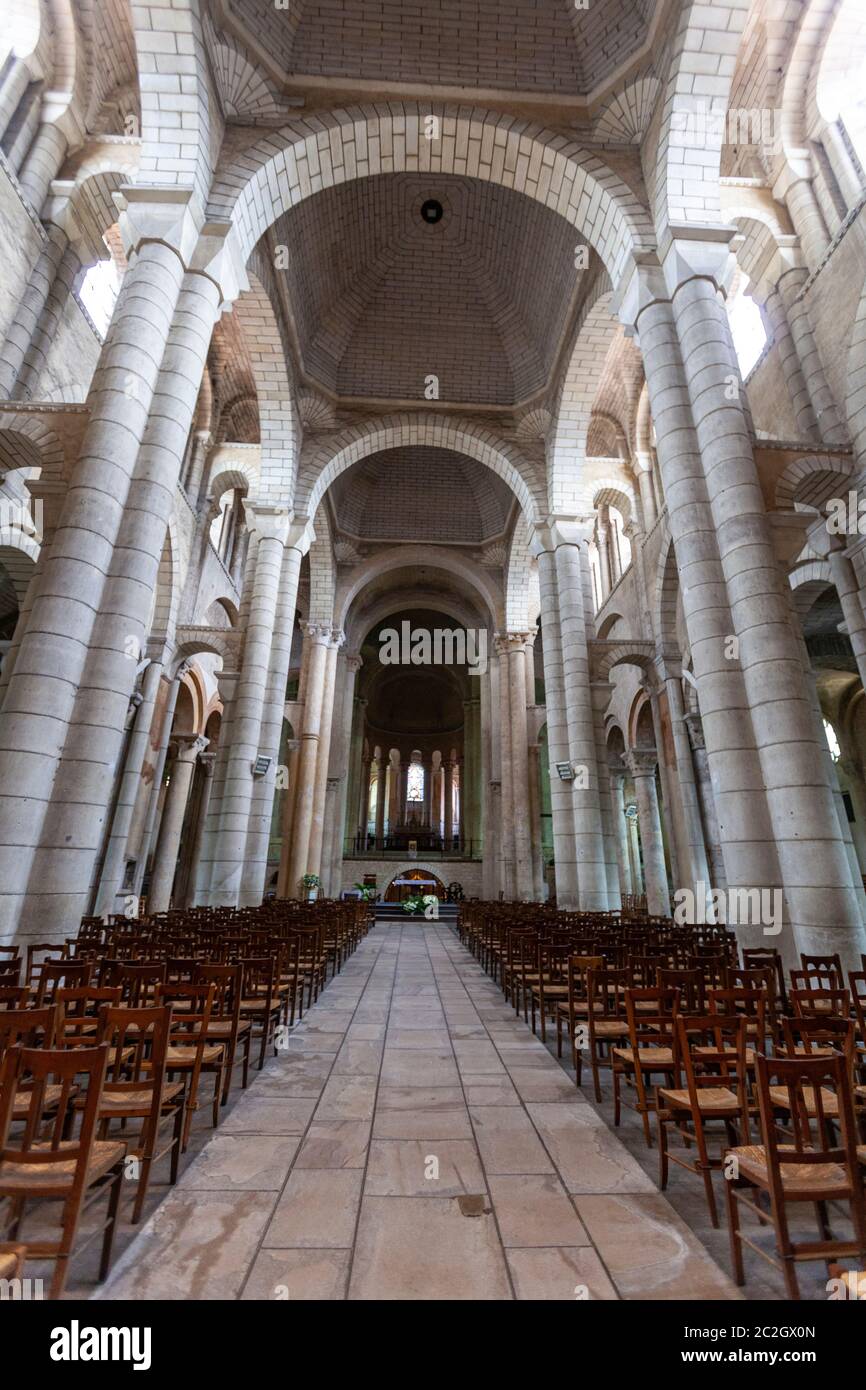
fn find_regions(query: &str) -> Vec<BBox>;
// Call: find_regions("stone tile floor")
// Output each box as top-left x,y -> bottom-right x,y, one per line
47,921 -> 750,1301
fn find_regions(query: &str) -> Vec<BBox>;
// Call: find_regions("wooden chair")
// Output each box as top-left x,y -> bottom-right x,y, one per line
56,986 -> 122,1049
95,1005 -> 185,1222
743,947 -> 788,1013
25,943 -> 64,987
0,1044 -> 126,1299
34,960 -> 93,1007
155,984 -> 224,1149
657,1013 -> 751,1226
555,954 -> 603,1067
800,953 -> 843,988
581,966 -> 630,1101
239,957 -> 283,1071
657,966 -> 705,1014
791,985 -> 849,1019
195,963 -> 251,1103
0,1006 -> 63,1131
611,987 -> 679,1146
0,986 -> 30,1011
724,1051 -> 866,1299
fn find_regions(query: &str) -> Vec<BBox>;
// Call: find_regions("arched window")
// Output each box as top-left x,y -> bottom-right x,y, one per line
406,761 -> 424,802
727,271 -> 766,377
823,718 -> 841,762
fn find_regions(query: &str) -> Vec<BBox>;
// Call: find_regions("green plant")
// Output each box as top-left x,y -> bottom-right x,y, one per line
301,873 -> 320,889
354,883 -> 376,902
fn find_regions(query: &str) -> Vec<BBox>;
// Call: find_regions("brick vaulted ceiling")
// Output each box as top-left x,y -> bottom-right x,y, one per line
271,172 -> 583,406
328,447 -> 515,544
223,0 -> 653,96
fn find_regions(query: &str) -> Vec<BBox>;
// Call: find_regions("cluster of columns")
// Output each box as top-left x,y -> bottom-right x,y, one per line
0,187 -> 258,944
275,622 -> 347,900
613,231 -> 866,967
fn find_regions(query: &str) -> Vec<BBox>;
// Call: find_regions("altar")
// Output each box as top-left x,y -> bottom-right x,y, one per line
384,872 -> 445,903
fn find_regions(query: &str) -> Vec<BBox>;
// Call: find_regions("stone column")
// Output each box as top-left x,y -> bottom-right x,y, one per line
777,173 -> 830,275
328,651 -> 362,889
133,666 -> 188,902
195,540 -> 258,902
0,202 -> 238,938
13,241 -> 81,402
357,748 -> 371,844
480,668 -> 494,896
634,453 -> 658,531
596,506 -> 613,598
374,750 -> 387,846
503,633 -> 533,898
533,542 -> 579,906
619,248 -> 863,963
761,277 -> 818,440
184,429 -> 212,506
626,750 -> 670,915
148,735 -> 207,913
283,623 -> 331,894
625,802 -> 643,895
209,507 -> 290,906
664,239 -> 864,960
808,521 -> 866,693
821,121 -> 863,211
306,631 -> 342,879
240,530 -> 308,904
495,641 -> 516,897
664,671 -> 711,893
17,120 -> 67,215
775,258 -> 846,444
0,223 -> 68,398
94,658 -> 164,914
552,525 -> 608,908
0,60 -> 32,146
609,770 -> 633,897
591,680 -> 622,908
641,681 -> 683,891
684,713 -> 727,890
183,751 -> 215,906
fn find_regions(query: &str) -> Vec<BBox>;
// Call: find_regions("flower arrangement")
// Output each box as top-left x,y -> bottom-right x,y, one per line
402,893 -> 439,917
354,883 -> 376,903
301,873 -> 320,900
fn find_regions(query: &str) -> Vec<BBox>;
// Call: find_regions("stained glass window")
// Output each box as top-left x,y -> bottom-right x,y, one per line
407,763 -> 424,802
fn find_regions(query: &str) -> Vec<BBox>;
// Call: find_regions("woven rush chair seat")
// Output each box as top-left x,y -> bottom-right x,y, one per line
162,1043 -> 224,1067
97,1081 -> 185,1116
767,1084 -> 843,1117
659,1085 -> 740,1114
612,1045 -> 674,1065
0,1139 -> 126,1194
728,1143 -> 852,1197
13,1083 -> 65,1119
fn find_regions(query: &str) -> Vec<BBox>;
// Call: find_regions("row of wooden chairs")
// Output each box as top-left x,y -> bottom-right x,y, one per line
459,902 -> 866,1298
0,897 -> 371,1297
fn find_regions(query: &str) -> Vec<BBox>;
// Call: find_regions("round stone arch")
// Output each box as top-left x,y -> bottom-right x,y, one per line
0,411 -> 65,479
210,104 -> 655,285
774,454 -> 855,512
297,413 -> 545,527
346,592 -> 489,656
592,478 -> 638,524
592,641 -> 658,685
382,865 -> 448,903
789,559 -> 834,620
654,532 -> 681,653
207,460 -> 257,505
597,611 -> 628,640
336,546 -> 500,633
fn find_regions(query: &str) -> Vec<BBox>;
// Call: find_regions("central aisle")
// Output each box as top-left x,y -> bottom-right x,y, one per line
97,923 -> 738,1301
